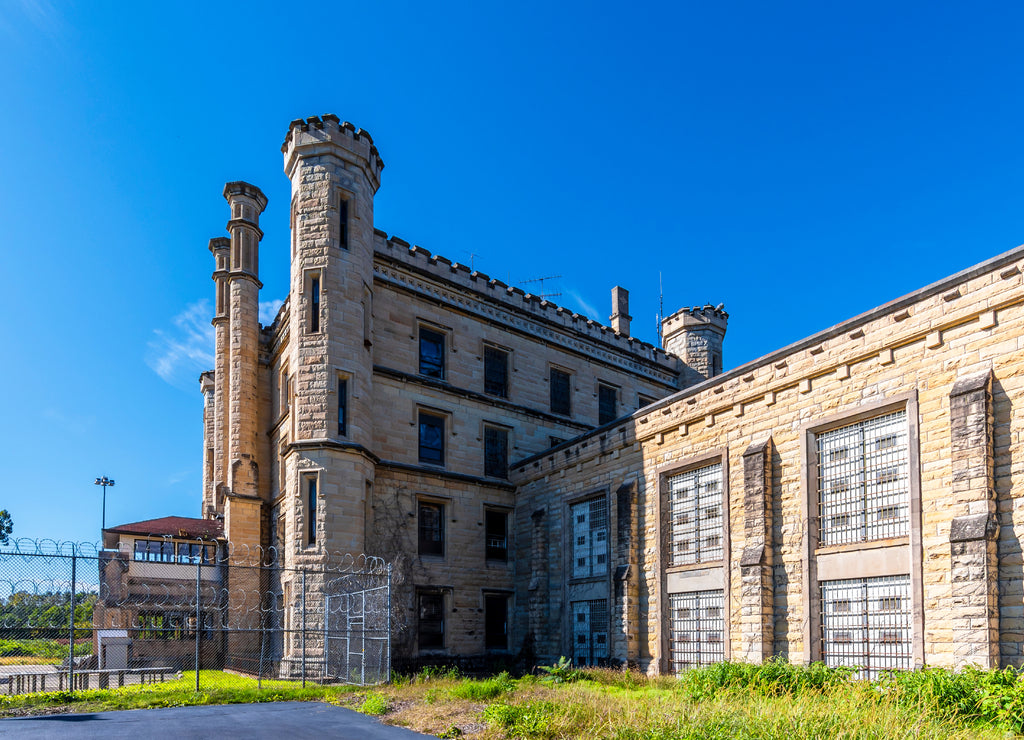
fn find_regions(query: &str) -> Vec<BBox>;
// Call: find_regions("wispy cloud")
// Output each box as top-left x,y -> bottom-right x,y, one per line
0,0 -> 65,42
259,299 -> 284,326
146,300 -> 215,391
564,288 -> 601,322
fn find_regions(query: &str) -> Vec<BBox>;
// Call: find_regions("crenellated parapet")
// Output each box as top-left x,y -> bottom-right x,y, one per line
662,304 -> 729,384
372,229 -> 682,376
282,114 -> 384,191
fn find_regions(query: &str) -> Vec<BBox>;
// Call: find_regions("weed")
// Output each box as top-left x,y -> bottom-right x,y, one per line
448,671 -> 515,700
417,664 -> 462,681
539,656 -> 581,684
359,692 -> 389,715
483,701 -> 557,738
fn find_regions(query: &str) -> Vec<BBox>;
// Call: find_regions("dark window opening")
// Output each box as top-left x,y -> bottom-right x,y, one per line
310,277 -> 320,333
418,591 -> 445,650
307,476 -> 318,546
338,378 -> 348,436
550,368 -> 571,416
418,412 -> 445,465
549,436 -> 565,448
418,501 -> 444,556
419,328 -> 445,379
485,594 -> 509,650
484,346 -> 509,398
484,426 -> 509,479
639,395 -> 656,410
339,197 -> 349,249
485,509 -> 508,561
137,611 -> 215,641
598,384 -> 618,425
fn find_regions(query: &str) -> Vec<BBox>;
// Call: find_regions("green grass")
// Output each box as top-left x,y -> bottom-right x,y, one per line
1,661 -> 1022,739
0,638 -> 92,660
0,670 -> 360,716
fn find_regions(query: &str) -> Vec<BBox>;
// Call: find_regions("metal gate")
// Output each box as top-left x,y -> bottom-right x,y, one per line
324,567 -> 391,685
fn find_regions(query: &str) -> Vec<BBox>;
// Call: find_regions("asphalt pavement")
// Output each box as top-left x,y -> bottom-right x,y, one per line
0,701 -> 434,739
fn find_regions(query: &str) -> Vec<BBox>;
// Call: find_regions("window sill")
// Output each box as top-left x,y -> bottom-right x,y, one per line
568,574 -> 607,586
666,560 -> 724,574
815,536 -> 908,556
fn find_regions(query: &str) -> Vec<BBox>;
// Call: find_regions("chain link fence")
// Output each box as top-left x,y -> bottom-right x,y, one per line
0,539 -> 391,695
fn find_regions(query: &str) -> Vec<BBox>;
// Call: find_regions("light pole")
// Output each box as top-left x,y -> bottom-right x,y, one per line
94,476 -> 115,533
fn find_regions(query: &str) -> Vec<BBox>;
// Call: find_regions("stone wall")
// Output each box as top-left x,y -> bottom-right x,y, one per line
513,245 -> 1024,672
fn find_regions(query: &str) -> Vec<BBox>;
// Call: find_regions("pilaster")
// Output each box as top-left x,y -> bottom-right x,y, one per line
948,369 -> 999,668
739,437 -> 774,663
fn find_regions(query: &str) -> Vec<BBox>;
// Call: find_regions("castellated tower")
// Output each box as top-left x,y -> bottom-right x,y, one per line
281,115 -> 384,558
662,304 -> 728,386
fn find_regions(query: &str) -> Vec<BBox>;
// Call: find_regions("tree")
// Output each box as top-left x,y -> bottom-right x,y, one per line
0,510 -> 11,545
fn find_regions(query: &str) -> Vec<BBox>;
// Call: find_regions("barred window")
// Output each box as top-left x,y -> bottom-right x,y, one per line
418,501 -> 444,557
668,589 -> 724,672
817,410 -> 909,546
598,383 -> 618,425
550,368 -> 572,416
484,425 -> 509,479
668,462 -> 723,566
136,611 -> 215,640
821,575 -> 911,679
484,345 -> 509,398
134,539 -> 215,564
485,509 -> 508,561
571,498 -> 608,578
571,599 -> 608,666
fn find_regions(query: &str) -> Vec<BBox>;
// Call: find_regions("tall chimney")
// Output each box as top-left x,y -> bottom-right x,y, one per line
610,286 -> 631,336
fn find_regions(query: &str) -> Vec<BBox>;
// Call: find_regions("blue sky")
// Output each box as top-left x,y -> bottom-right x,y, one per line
2,1 -> 1023,544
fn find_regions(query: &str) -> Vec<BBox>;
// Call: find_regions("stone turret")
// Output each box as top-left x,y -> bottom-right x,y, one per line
281,115 -> 384,555
662,304 -> 728,386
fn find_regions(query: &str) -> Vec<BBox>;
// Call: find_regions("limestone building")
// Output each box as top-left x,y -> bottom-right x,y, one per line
200,115 -> 720,666
196,113 -> 1024,674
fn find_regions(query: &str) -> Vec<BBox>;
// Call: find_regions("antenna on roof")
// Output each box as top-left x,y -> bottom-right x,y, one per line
519,275 -> 563,299
657,272 -> 664,346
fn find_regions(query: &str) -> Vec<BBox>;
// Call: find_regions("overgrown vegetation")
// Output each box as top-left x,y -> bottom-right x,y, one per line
2,660 -> 1023,738
0,638 -> 92,662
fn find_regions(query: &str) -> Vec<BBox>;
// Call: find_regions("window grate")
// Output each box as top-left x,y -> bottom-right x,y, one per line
572,599 -> 608,666
572,498 -> 608,578
598,384 -> 617,425
821,575 -> 911,679
817,410 -> 909,546
484,346 -> 509,398
668,463 -> 723,566
484,426 -> 509,479
668,589 -> 724,672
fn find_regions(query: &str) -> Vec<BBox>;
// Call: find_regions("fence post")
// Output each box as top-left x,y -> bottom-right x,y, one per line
195,557 -> 202,692
301,568 -> 307,688
386,563 -> 392,685
68,551 -> 76,691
